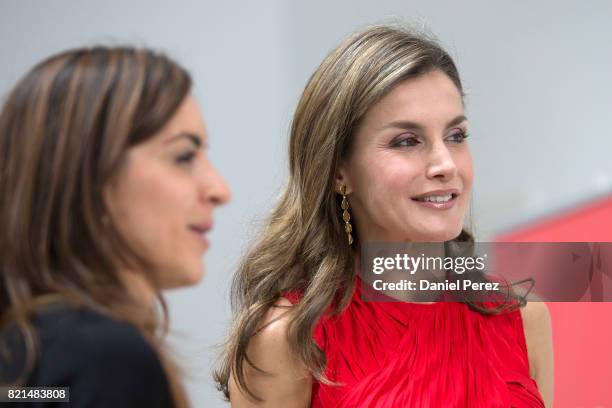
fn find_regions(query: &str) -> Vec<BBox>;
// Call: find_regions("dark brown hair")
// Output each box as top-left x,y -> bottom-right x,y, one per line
0,46 -> 192,407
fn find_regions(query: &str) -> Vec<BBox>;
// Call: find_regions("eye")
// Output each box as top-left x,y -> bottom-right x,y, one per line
392,135 -> 420,148
175,150 -> 197,164
447,130 -> 469,143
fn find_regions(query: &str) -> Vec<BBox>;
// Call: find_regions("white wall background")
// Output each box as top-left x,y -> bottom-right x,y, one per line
1,1 -> 610,406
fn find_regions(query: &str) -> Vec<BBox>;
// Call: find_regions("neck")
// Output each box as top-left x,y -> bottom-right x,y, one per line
120,270 -> 158,309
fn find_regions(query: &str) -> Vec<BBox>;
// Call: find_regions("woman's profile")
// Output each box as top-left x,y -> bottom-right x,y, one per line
216,25 -> 553,407
0,47 -> 230,406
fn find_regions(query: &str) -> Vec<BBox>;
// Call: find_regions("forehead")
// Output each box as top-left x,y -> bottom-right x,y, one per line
362,70 -> 464,128
155,94 -> 207,142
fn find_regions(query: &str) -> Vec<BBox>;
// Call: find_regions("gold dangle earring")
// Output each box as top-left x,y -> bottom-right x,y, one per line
340,185 -> 353,246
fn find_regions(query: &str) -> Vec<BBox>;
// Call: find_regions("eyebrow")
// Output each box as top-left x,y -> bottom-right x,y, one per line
382,115 -> 468,131
164,132 -> 203,148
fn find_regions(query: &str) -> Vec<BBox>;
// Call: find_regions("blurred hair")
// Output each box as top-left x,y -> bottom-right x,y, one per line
0,46 -> 192,407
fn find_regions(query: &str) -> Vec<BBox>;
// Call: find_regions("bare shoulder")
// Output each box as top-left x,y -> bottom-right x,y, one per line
519,300 -> 554,407
229,297 -> 311,407
520,300 -> 551,331
250,297 -> 296,355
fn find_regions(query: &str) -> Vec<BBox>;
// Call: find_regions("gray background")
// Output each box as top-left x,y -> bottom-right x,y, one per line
1,1 -> 610,406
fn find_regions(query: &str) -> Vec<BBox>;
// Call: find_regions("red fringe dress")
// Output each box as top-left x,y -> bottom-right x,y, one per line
283,275 -> 545,407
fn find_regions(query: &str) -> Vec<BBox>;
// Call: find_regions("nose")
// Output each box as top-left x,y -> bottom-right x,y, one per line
425,141 -> 457,181
199,160 -> 231,206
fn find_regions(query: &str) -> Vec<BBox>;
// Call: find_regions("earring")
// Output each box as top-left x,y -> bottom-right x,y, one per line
340,185 -> 353,246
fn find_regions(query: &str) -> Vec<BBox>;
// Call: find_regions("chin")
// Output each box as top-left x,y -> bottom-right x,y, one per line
183,266 -> 205,286
165,265 -> 205,289
420,226 -> 463,242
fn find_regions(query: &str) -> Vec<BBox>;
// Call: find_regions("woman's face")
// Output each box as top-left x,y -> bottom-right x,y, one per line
105,94 -> 230,289
338,69 -> 473,243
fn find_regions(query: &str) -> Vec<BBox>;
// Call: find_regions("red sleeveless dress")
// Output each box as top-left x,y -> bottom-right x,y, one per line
283,275 -> 545,407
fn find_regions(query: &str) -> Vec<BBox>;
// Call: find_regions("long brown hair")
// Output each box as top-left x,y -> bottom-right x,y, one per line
0,46 -> 192,407
215,25 -> 527,401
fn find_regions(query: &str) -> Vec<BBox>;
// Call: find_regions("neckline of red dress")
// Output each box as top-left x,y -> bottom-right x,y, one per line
355,274 -> 449,308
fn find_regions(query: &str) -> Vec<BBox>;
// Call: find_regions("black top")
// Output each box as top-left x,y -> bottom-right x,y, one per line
0,304 -> 173,407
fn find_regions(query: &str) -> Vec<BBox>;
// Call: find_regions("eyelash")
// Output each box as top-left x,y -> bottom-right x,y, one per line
393,131 -> 470,148
175,150 -> 197,164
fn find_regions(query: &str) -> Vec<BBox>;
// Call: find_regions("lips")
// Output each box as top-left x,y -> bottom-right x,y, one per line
410,189 -> 460,210
188,223 -> 212,249
188,224 -> 212,234
411,189 -> 460,200
189,225 -> 211,234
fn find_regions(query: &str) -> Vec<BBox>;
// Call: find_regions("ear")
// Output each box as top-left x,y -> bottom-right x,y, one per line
335,163 -> 352,194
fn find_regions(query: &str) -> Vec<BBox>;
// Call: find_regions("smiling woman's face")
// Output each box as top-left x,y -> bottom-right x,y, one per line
105,94 -> 231,288
338,69 -> 473,243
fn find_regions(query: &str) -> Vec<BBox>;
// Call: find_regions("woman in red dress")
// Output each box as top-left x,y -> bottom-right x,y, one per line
216,25 -> 554,407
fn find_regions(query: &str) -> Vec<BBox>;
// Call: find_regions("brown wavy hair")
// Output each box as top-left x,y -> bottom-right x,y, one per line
0,46 -> 192,407
215,24 -> 528,402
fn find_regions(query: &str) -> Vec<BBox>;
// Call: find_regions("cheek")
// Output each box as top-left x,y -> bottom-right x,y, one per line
356,155 -> 420,197
111,166 -> 197,262
455,149 -> 474,190
350,155 -> 421,220
142,180 -> 197,255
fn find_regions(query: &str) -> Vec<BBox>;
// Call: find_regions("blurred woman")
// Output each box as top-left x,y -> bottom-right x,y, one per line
0,47 -> 230,407
216,25 -> 553,407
